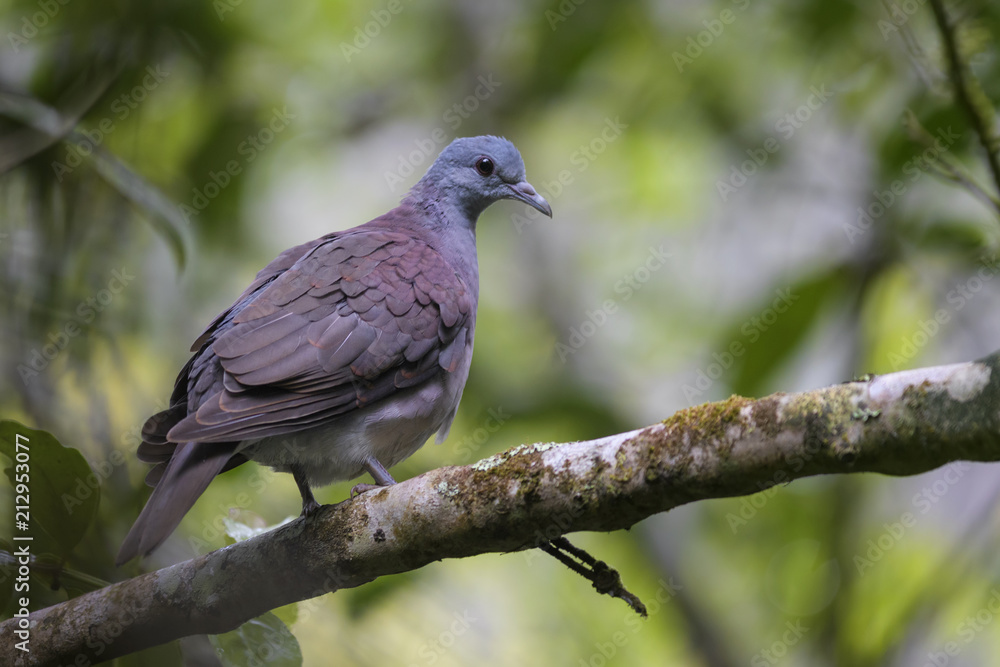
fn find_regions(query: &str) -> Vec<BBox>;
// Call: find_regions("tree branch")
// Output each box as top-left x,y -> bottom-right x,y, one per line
904,108 -> 1000,215
929,0 -> 1000,210
4,352 -> 1000,666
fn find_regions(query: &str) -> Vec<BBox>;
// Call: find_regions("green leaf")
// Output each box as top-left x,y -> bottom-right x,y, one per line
0,420 -> 100,558
209,612 -> 303,667
724,267 -> 849,397
271,602 -> 298,628
70,131 -> 190,269
861,264 -> 936,374
905,218 -> 989,254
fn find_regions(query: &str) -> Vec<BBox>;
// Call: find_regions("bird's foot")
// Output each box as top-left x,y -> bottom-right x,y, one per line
350,482 -> 386,498
351,456 -> 397,498
301,496 -> 322,517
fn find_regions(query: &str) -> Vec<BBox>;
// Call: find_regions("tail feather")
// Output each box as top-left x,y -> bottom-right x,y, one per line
140,404 -> 187,448
141,449 -> 248,488
116,441 -> 240,565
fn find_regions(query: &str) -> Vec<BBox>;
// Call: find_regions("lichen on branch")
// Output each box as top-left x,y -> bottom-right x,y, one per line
3,353 -> 1000,666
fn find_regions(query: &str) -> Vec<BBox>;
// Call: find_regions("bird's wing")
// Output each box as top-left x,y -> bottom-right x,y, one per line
163,228 -> 474,443
189,234 -> 333,352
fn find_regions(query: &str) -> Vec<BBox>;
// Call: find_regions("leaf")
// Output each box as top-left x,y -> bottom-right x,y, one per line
271,602 -> 298,628
724,267 -> 849,397
0,85 -> 110,174
0,420 -> 100,558
905,218 -> 989,254
0,91 -> 189,267
69,131 -> 190,269
861,264 -> 936,374
209,612 -> 303,667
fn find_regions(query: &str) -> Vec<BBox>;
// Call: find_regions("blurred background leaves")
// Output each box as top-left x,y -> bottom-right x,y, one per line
3,0 -> 1000,665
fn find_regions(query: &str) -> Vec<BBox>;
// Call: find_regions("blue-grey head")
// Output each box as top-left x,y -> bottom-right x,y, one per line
412,135 -> 552,221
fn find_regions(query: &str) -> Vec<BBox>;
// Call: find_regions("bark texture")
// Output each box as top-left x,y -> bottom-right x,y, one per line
3,353 -> 1000,666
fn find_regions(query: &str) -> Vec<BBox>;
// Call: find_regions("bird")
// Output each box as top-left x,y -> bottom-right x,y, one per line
116,135 -> 552,564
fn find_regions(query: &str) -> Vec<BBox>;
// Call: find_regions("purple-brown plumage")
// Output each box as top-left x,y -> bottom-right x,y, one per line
117,136 -> 551,564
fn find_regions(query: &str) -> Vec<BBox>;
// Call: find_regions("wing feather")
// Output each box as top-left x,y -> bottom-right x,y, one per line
161,226 -> 474,444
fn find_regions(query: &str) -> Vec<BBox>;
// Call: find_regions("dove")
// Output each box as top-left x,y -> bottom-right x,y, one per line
117,135 -> 551,564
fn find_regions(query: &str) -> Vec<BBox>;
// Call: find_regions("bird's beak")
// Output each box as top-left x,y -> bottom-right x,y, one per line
507,181 -> 552,217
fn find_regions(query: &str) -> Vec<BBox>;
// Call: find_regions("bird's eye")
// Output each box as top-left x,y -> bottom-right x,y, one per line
475,157 -> 494,176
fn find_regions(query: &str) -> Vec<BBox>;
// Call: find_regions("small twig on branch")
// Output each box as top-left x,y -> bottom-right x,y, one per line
929,0 -> 1000,213
903,108 -> 1000,214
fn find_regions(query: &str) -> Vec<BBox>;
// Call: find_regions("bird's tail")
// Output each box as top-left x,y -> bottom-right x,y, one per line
116,441 -> 240,565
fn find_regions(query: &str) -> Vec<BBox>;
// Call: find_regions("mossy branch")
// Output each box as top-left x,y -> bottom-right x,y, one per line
4,352 -> 1000,666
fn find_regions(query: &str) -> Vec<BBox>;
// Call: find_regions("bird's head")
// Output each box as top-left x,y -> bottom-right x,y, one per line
415,135 -> 552,221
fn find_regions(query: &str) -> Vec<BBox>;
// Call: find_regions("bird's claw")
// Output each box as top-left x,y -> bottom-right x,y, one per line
350,483 -> 383,498
301,497 -> 322,517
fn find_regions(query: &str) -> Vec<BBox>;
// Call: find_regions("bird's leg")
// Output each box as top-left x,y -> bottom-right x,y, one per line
291,465 -> 322,517
351,456 -> 397,497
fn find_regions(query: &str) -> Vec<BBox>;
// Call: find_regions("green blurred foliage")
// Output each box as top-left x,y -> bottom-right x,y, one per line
210,612 -> 303,667
0,420 -> 100,558
3,0 -> 1000,665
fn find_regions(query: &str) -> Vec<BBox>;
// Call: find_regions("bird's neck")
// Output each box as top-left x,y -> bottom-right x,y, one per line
405,177 -> 489,224
391,186 -> 480,298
